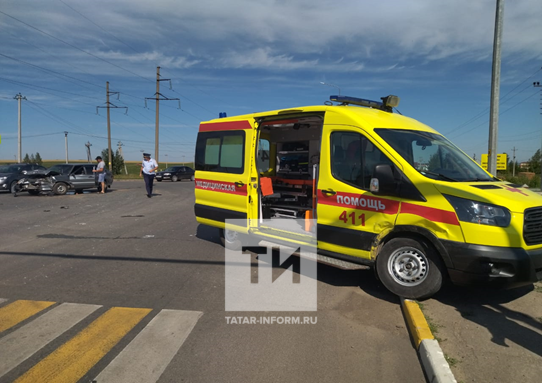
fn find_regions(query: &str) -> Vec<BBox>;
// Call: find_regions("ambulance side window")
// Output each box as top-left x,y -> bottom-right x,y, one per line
331,131 -> 393,190
204,138 -> 221,166
195,131 -> 245,174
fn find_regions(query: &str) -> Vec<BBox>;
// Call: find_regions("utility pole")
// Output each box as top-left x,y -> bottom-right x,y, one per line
487,0 -> 505,176
534,81 -> 542,186
512,146 -> 516,177
85,141 -> 92,163
14,93 -> 27,163
165,153 -> 168,168
96,82 -> 127,172
117,141 -> 128,175
64,131 -> 69,163
145,66 -> 180,163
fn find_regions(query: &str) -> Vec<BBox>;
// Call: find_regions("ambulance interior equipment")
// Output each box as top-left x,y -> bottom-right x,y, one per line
257,117 -> 322,220
256,95 -> 400,222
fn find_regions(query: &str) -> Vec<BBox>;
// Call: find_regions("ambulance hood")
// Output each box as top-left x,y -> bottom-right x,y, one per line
435,182 -> 542,213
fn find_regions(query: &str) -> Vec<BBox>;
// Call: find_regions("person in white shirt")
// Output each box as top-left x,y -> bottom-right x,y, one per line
140,153 -> 159,198
92,156 -> 106,194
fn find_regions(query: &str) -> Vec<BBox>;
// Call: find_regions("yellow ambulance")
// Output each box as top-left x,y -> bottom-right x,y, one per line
194,95 -> 542,299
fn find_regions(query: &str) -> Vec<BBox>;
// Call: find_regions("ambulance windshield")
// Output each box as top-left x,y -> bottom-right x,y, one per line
375,129 -> 494,182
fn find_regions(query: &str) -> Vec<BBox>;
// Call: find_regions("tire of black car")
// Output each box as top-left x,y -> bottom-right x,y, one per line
171,175 -> 178,182
53,183 -> 68,195
190,175 -> 195,181
10,181 -> 18,194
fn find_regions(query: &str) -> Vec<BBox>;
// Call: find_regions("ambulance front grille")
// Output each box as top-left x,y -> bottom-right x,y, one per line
523,207 -> 542,245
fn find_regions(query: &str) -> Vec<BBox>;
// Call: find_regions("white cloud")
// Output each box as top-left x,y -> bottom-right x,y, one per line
3,0 -> 540,75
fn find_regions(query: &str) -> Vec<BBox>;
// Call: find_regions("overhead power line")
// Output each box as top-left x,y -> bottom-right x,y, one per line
0,10 -> 153,83
0,76 -> 102,101
447,90 -> 539,140
58,0 -> 140,54
0,53 -> 104,91
444,66 -> 542,136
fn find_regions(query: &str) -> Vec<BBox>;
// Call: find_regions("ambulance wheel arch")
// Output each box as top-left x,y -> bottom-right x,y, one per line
376,236 -> 445,300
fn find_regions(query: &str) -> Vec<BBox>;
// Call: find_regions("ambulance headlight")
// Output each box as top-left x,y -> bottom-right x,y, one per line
444,195 -> 511,227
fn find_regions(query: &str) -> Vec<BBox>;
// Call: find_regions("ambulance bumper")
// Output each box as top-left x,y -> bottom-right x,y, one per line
441,240 -> 542,287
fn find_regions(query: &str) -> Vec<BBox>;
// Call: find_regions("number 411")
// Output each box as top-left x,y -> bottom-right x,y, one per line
339,211 -> 365,226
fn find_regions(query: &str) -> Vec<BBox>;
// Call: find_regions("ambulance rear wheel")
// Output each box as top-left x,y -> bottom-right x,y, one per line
220,228 -> 243,251
376,237 -> 444,300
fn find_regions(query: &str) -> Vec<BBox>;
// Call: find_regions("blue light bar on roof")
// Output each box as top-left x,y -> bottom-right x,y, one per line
330,95 -> 400,112
330,95 -> 383,108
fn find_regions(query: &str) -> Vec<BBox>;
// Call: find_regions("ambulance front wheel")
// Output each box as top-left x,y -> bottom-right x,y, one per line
219,228 -> 243,251
376,237 -> 444,300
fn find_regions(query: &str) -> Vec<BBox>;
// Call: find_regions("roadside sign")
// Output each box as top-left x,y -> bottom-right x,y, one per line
481,153 -> 507,170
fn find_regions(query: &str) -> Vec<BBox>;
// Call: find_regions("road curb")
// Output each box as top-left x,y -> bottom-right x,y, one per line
400,298 -> 457,383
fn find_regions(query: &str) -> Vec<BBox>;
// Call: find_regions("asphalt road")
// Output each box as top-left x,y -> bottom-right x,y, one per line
0,180 -> 424,383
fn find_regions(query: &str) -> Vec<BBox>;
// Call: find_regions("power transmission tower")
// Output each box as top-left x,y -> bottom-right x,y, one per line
96,82 -> 127,172
487,0 -> 505,176
117,141 -> 128,175
534,81 -> 542,186
64,131 -> 69,164
85,141 -> 92,163
145,66 -> 180,163
14,93 -> 27,163
512,146 -> 516,177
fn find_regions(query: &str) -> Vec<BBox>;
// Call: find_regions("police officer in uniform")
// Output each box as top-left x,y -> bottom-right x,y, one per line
140,153 -> 159,198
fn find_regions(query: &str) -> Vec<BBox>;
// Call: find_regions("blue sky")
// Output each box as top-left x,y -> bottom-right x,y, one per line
1,0 -> 541,163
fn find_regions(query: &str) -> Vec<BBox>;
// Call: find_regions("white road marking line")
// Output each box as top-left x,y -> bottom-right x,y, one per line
0,302 -> 101,378
94,309 -> 203,383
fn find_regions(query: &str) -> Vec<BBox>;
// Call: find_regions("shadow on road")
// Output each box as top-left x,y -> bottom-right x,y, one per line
434,284 -> 542,357
196,224 -> 398,303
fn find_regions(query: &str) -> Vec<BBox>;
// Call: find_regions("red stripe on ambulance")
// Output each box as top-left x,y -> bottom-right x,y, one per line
318,190 -> 400,214
195,179 -> 247,196
400,203 -> 460,226
199,120 -> 252,132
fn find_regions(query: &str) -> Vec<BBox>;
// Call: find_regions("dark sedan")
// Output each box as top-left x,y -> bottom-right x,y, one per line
47,163 -> 114,194
0,163 -> 48,193
156,166 -> 194,182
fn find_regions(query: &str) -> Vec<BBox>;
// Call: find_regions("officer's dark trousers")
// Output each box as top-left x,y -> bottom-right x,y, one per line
143,173 -> 155,196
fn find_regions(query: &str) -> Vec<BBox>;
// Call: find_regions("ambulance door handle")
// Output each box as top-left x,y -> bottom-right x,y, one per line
235,181 -> 245,188
321,189 -> 336,196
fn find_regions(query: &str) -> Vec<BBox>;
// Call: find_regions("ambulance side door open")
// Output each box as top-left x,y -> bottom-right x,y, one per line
317,126 -> 401,260
194,120 -> 257,230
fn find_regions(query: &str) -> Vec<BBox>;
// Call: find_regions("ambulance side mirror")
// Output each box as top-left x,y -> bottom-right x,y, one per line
370,164 -> 396,196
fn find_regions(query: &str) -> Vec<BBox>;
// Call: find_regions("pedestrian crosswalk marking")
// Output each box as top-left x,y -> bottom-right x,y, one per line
94,309 -> 203,383
0,300 -> 203,383
0,300 -> 55,333
0,303 -> 101,378
14,306 -> 152,383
